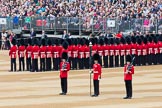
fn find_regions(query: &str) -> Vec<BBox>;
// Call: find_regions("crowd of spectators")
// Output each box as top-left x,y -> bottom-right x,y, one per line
0,0 -> 162,32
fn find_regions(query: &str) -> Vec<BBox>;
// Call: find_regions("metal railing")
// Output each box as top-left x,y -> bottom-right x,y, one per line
0,16 -> 162,35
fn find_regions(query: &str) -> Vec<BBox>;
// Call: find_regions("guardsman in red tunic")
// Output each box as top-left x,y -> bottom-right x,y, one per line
59,52 -> 70,95
39,39 -> 47,71
131,36 -> 137,66
158,34 -> 162,64
123,55 -> 134,99
18,39 -> 25,71
31,38 -> 39,72
120,37 -> 126,67
98,39 -> 104,66
103,38 -> 109,68
67,39 -> 72,68
71,38 -> 78,70
125,37 -> 131,58
114,38 -> 120,67
90,53 -> 102,97
147,36 -> 154,65
9,38 -> 17,72
84,39 -> 90,69
153,36 -> 159,65
141,37 -> 148,65
46,39 -> 52,71
91,38 -> 98,56
78,38 -> 85,69
52,39 -> 61,71
109,38 -> 114,67
136,38 -> 142,66
26,39 -> 32,71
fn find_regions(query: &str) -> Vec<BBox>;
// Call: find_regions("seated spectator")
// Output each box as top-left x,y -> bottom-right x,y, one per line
116,31 -> 123,38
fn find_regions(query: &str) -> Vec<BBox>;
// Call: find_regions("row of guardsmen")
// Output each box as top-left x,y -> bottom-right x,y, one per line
9,34 -> 162,72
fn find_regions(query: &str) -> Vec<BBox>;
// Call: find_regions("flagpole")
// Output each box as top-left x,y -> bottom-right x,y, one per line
89,41 -> 92,96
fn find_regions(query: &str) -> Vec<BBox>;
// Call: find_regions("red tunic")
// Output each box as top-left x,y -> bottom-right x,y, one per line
60,61 -> 70,78
39,46 -> 47,58
158,41 -> 162,53
84,45 -> 90,58
137,44 -> 142,56
93,63 -> 102,80
92,44 -> 98,56
18,45 -> 25,58
26,45 -> 32,58
153,42 -> 159,54
103,44 -> 110,56
78,45 -> 85,59
124,64 -> 134,80
97,45 -> 104,56
142,43 -> 148,56
147,42 -> 154,54
131,43 -> 137,55
52,45 -> 61,58
114,44 -> 120,56
72,45 -> 78,58
9,45 -> 17,58
68,45 -> 73,58
31,45 -> 39,59
109,45 -> 115,56
125,44 -> 131,55
120,44 -> 126,56
46,45 -> 53,58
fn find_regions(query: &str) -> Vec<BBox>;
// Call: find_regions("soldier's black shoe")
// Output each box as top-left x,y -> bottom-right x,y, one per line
91,94 -> 98,97
59,93 -> 66,95
123,97 -> 128,99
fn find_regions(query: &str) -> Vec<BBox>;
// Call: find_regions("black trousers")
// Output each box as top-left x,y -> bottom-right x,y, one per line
120,56 -> 124,67
115,55 -> 119,67
26,58 -> 32,71
125,80 -> 132,98
79,58 -> 84,69
84,58 -> 89,69
103,56 -> 108,68
61,78 -> 67,93
93,80 -> 99,96
11,58 -> 16,71
19,57 -> 25,71
141,55 -> 146,66
46,58 -> 51,71
158,53 -> 162,64
32,59 -> 38,72
148,54 -> 153,65
153,54 -> 158,65
53,58 -> 60,70
72,58 -> 78,70
136,55 -> 142,66
40,58 -> 45,71
109,56 -> 114,67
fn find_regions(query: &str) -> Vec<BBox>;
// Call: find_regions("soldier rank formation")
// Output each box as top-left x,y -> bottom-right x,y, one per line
8,34 -> 162,98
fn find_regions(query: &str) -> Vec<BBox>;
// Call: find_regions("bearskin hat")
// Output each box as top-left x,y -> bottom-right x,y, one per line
93,53 -> 100,61
131,36 -> 136,44
12,38 -> 16,45
62,52 -> 68,60
99,38 -> 104,45
28,38 -> 32,45
126,55 -> 132,62
20,38 -> 24,46
62,40 -> 69,49
41,39 -> 46,46
120,37 -> 126,44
